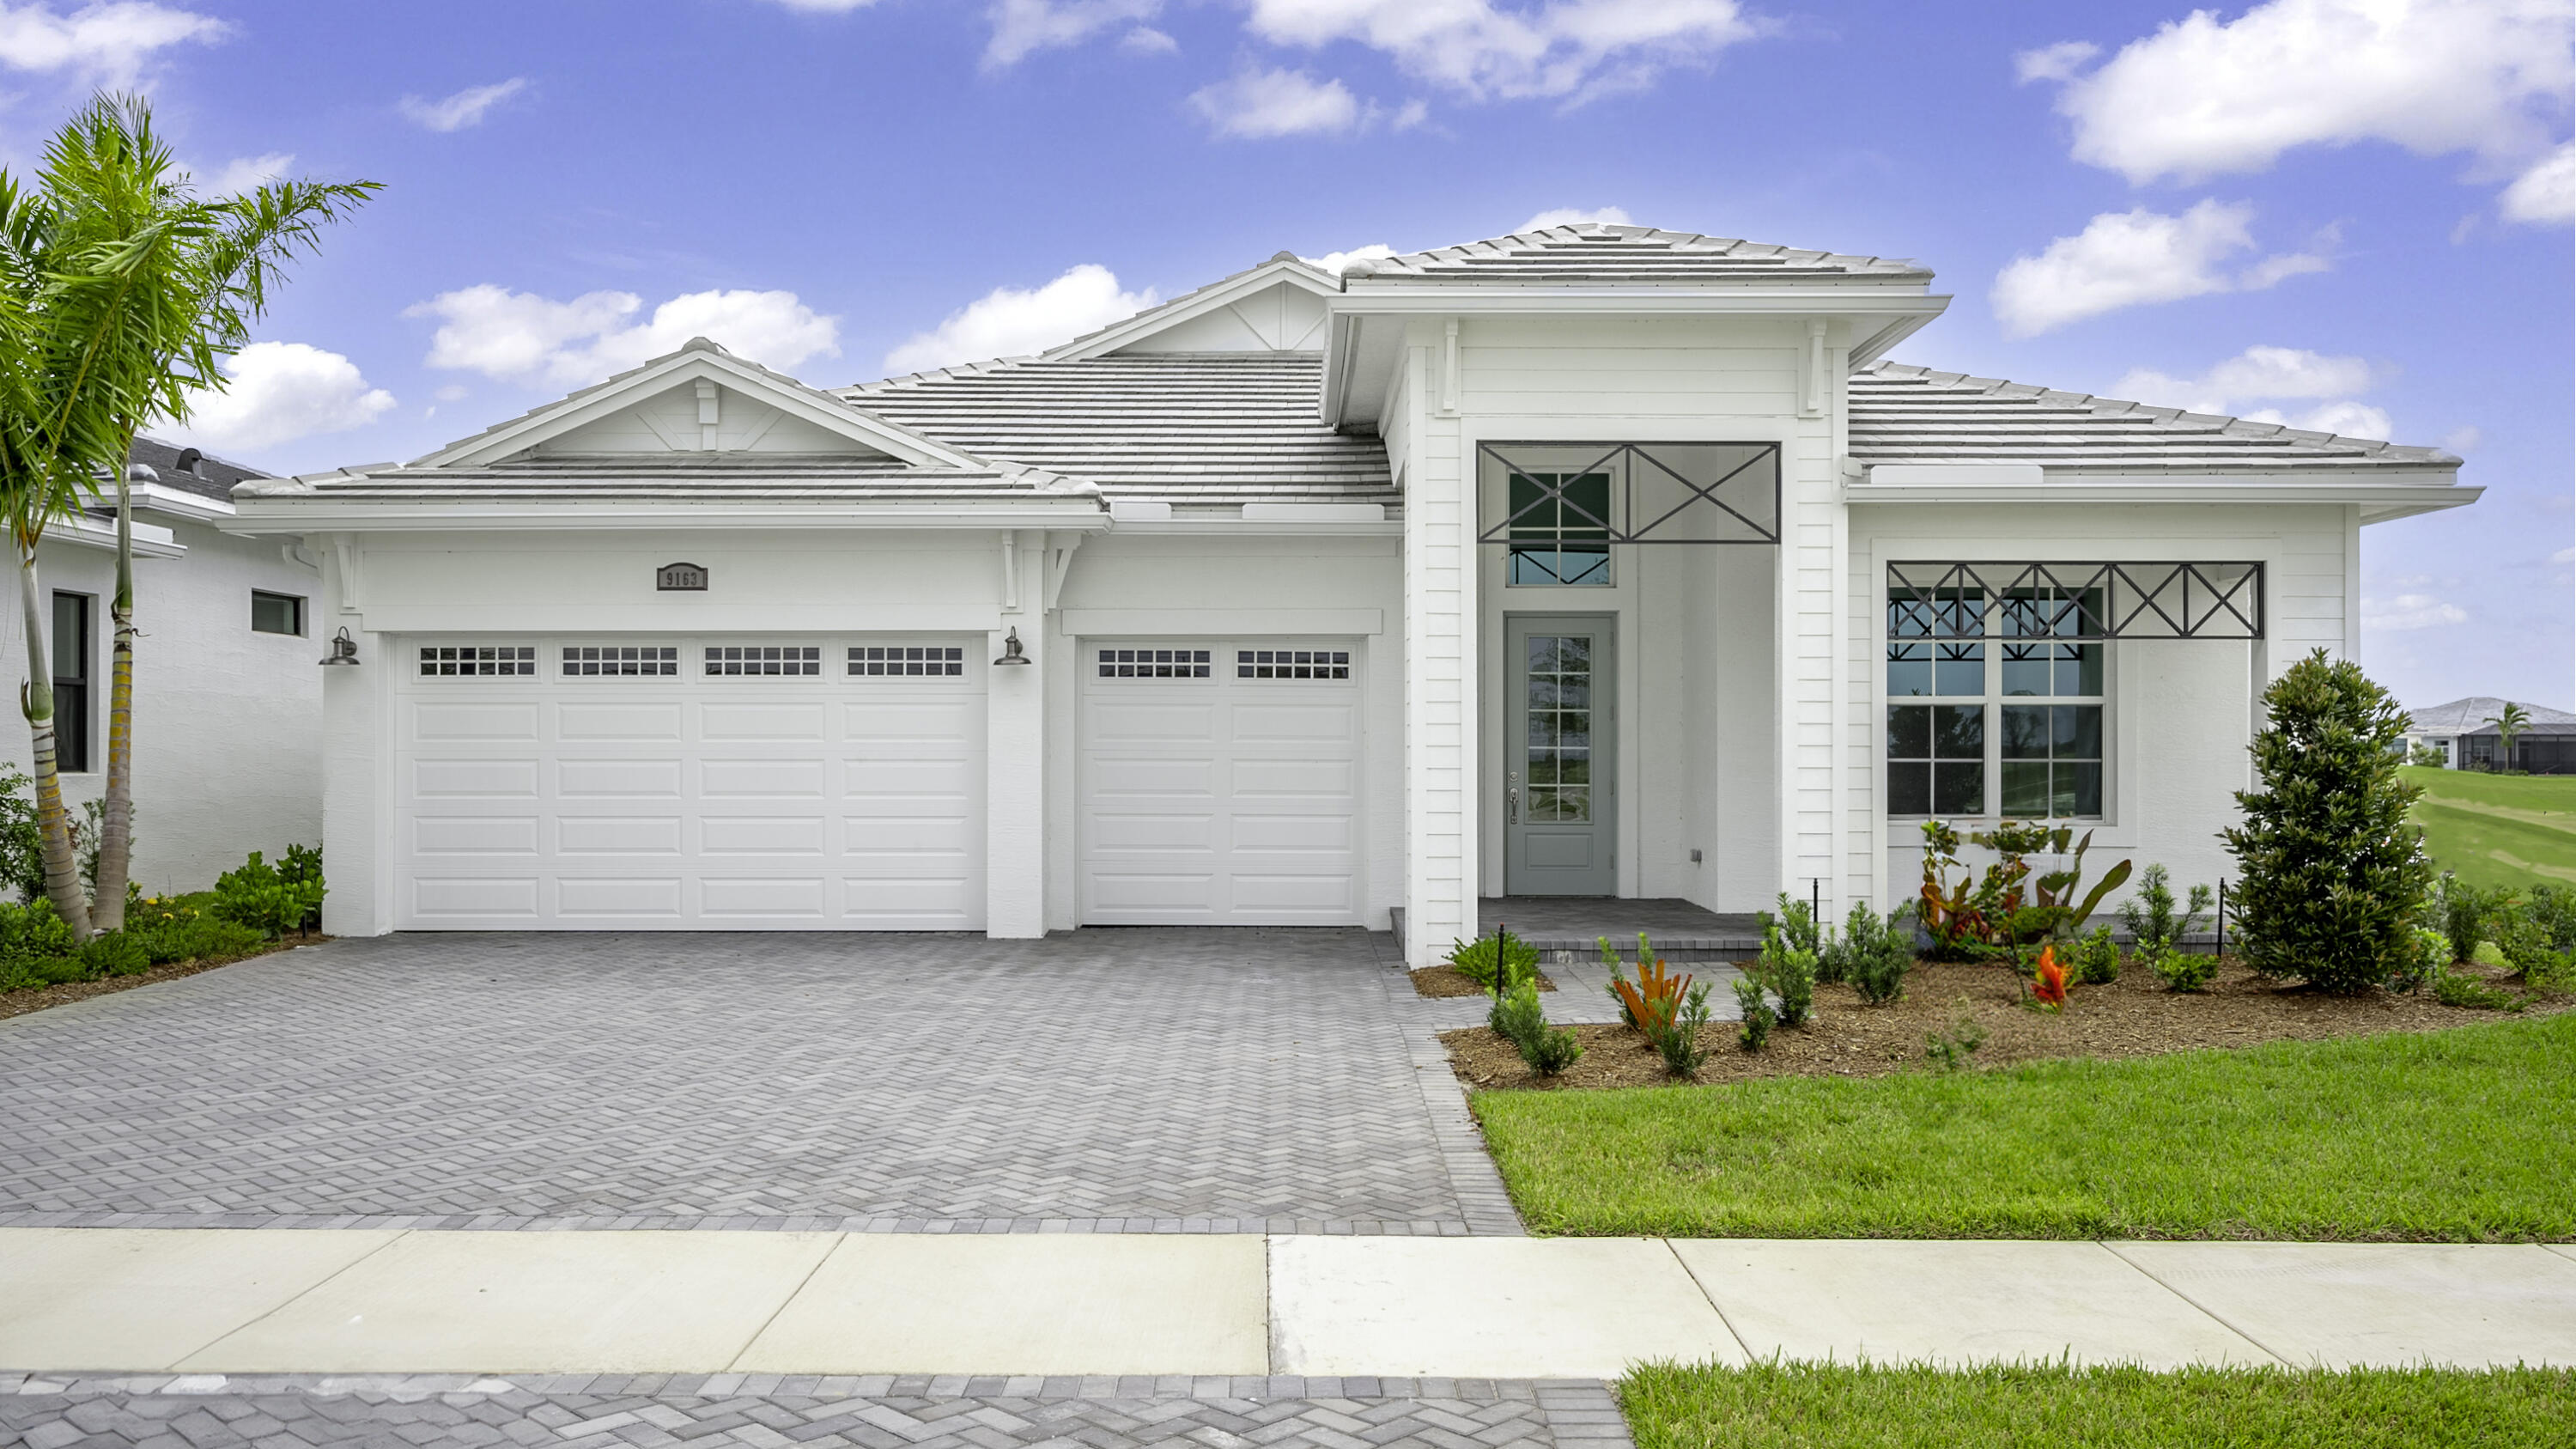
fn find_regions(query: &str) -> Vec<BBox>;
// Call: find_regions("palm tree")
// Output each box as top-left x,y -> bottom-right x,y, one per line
2483,701 -> 2531,772
0,95 -> 375,937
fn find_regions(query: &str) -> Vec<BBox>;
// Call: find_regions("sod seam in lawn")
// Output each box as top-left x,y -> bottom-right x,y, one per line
1619,1361 -> 2575,1449
1473,1014 -> 2576,1241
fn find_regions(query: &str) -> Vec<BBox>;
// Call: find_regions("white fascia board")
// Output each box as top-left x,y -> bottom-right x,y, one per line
220,501 -> 1115,535
51,514 -> 184,557
1060,606 -> 1384,636
357,603 -> 1010,634
1046,258 -> 1340,362
416,350 -> 989,472
1105,518 -> 1401,537
122,482 -> 236,522
1846,474 -> 2479,518
1329,289 -> 1950,320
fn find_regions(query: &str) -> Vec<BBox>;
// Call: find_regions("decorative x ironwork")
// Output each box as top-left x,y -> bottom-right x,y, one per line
1477,441 -> 1781,546
1886,561 -> 2265,641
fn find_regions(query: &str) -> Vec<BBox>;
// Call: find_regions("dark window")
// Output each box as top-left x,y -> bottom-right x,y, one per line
1888,703 -> 1982,818
1097,648 -> 1210,679
52,592 -> 88,773
1237,648 -> 1349,679
705,645 -> 820,677
1505,471 -> 1613,586
2000,704 -> 2105,818
250,590 -> 305,636
850,645 -> 964,677
418,645 -> 537,677
563,645 -> 677,677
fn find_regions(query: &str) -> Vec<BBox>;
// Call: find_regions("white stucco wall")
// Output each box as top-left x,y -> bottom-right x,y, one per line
0,519 -> 322,897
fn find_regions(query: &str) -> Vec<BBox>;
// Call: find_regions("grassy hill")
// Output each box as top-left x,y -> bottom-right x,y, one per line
2402,765 -> 2576,892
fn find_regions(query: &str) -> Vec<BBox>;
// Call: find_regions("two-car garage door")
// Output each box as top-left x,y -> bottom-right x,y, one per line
397,637 -> 984,929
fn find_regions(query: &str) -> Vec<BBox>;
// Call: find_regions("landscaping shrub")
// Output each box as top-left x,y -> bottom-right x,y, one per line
0,768 -> 42,903
1612,955 -> 1695,1038
2388,927 -> 2449,995
2148,946 -> 2216,993
2073,924 -> 2121,985
1841,901 -> 1915,1006
2430,874 -> 2511,966
211,849 -> 329,940
78,929 -> 148,977
1763,892 -> 1822,959
1449,925 -> 1539,994
1489,978 -> 1583,1074
2223,650 -> 2435,995
2433,968 -> 2524,1013
1730,975 -> 1772,1053
2119,864 -> 2212,959
1755,920 -> 1816,1026
1598,933 -> 1657,1025
125,893 -> 266,965
1643,979 -> 1710,1074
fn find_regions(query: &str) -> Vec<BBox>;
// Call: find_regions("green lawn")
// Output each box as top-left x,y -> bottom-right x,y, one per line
1471,1014 -> 2575,1240
1619,1361 -> 2574,1449
2403,764 -> 2576,892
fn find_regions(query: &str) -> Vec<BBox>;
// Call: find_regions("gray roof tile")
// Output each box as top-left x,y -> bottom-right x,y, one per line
1349,223 -> 1932,286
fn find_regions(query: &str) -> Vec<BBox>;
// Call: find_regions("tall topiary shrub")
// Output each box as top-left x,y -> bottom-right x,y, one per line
2222,649 -> 2433,994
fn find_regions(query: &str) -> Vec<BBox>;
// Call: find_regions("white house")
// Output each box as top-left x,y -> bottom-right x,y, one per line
0,437 -> 324,896
227,223 -> 2478,960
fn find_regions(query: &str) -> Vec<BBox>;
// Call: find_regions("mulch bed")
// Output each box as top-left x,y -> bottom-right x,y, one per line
0,938 -> 310,1023
1446,956 -> 2573,1090
1412,965 -> 1557,997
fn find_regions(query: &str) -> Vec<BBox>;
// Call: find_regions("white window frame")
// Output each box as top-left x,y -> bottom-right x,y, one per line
1883,591 -> 2111,823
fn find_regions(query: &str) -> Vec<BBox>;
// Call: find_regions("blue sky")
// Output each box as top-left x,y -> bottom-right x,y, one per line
1,0 -> 2565,709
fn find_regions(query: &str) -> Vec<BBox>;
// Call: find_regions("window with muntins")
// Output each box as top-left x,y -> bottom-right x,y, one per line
706,645 -> 821,676
1097,648 -> 1210,679
563,645 -> 677,677
1237,648 -> 1349,679
52,592 -> 88,773
420,645 -> 536,677
1504,471 -> 1613,586
1886,583 -> 2105,819
851,645 -> 963,677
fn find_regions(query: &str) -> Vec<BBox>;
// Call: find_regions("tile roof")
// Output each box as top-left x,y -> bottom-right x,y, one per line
234,455 -> 1083,506
2409,697 -> 2576,732
129,434 -> 267,502
1851,363 -> 2461,472
844,353 -> 1396,507
1346,223 -> 1934,286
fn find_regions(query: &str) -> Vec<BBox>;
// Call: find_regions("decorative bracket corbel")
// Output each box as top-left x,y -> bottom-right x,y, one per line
1044,533 -> 1083,613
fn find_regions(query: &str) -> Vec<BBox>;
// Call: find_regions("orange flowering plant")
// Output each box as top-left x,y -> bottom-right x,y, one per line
2030,944 -> 2071,1012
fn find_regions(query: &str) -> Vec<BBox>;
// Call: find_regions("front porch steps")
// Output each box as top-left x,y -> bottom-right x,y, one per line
1392,898 -> 1765,966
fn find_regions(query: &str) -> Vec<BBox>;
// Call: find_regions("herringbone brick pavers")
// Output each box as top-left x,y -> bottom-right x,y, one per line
0,930 -> 1470,1229
0,1379 -> 1630,1449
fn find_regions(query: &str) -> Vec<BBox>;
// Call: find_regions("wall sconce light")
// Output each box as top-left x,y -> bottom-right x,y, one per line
993,628 -> 1030,667
318,627 -> 361,667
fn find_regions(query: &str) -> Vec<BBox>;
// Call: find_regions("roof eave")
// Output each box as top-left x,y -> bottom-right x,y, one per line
222,499 -> 1114,534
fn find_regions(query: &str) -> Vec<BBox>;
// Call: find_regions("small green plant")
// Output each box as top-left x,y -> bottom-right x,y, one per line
2073,925 -> 2121,985
1491,977 -> 1584,1075
2433,967 -> 2524,1012
1641,980 -> 1710,1074
2119,864 -> 2213,959
2148,945 -> 2216,993
2429,874 -> 2509,967
1762,892 -> 1821,956
1841,901 -> 1915,1005
1923,997 -> 1986,1071
77,929 -> 148,977
213,849 -> 329,941
2407,740 -> 2447,767
1755,921 -> 1816,1027
1730,974 -> 1772,1052
2388,926 -> 2450,994
1449,925 -> 1540,994
1599,932 -> 1656,1025
1613,955 -> 1696,1038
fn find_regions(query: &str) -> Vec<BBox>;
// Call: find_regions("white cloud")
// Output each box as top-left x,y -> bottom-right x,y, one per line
2112,345 -> 2392,439
2554,545 -> 2574,566
198,151 -> 290,195
1990,201 -> 2330,336
399,77 -> 528,133
882,265 -> 1156,374
1521,205 -> 1632,230
2243,399 -> 2393,439
1242,0 -> 1758,102
1190,65 -> 1362,137
1300,242 -> 1397,275
2363,593 -> 2468,631
159,342 -> 394,454
2012,40 -> 2098,83
0,1 -> 224,86
408,284 -> 841,389
2026,0 -> 2573,185
1119,24 -> 1176,53
2500,139 -> 2576,224
987,0 -> 1162,65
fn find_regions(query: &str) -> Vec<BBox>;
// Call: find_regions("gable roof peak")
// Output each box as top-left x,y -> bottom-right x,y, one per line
1350,223 -> 1936,286
679,335 -> 728,356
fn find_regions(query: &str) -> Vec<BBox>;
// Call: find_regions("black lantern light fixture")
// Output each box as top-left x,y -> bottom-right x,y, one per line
993,627 -> 1030,667
318,627 -> 361,667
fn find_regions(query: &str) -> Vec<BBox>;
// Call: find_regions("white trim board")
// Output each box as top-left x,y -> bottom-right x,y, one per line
1060,608 -> 1383,636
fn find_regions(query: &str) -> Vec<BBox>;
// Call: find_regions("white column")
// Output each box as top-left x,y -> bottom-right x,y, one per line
319,539 -> 393,936
1776,432 -> 1841,913
1404,333 -> 1476,965
985,529 -> 1047,938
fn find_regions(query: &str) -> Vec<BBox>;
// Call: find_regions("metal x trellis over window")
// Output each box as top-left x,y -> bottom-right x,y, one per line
1886,562 -> 2265,641
1479,442 -> 1781,586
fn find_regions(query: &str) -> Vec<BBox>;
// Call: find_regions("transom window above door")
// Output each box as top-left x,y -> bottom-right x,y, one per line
1479,441 -> 1782,589
1505,472 -> 1612,586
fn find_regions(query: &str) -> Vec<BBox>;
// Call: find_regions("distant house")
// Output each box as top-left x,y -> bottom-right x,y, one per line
0,437 -> 323,895
2406,697 -> 2576,774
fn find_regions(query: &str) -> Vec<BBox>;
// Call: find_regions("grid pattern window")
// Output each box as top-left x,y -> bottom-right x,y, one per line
1237,648 -> 1349,680
52,592 -> 88,773
250,590 -> 304,636
1525,634 -> 1595,823
419,645 -> 536,677
1886,582 -> 2105,820
850,645 -> 964,677
562,646 -> 678,677
705,645 -> 821,676
1504,471 -> 1612,586
1097,648 -> 1210,679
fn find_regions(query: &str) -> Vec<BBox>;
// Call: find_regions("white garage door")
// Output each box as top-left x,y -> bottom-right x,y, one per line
396,637 -> 985,929
1079,641 -> 1363,925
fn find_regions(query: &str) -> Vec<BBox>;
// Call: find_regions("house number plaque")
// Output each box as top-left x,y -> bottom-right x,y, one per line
655,562 -> 708,592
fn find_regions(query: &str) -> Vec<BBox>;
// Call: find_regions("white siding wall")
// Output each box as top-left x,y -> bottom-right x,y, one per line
0,521 -> 322,897
1846,501 -> 2357,916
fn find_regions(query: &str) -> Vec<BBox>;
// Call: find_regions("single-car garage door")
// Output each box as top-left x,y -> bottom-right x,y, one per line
397,636 -> 985,929
1079,640 -> 1362,924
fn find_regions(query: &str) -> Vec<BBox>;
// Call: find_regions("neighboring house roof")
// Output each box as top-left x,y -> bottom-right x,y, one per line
845,354 -> 1396,507
1849,364 -> 2463,473
2409,697 -> 2576,733
130,435 -> 267,502
1344,223 -> 1934,286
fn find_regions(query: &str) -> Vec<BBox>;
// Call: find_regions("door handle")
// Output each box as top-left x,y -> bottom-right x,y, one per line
1506,786 -> 1519,824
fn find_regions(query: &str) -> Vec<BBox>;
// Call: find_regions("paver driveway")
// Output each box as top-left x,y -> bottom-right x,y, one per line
0,930 -> 1474,1232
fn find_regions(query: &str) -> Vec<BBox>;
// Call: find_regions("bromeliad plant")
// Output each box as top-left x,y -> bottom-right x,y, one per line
1613,954 -> 1696,1038
1918,819 -> 2132,959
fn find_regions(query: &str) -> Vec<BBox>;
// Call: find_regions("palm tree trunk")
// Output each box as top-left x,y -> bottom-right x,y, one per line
18,542 -> 91,939
92,467 -> 133,929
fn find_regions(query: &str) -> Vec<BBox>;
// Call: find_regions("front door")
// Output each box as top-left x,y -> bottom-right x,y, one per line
1504,615 -> 1614,895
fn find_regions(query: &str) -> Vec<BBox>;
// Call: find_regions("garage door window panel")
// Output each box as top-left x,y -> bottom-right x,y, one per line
851,645 -> 964,678
563,645 -> 678,677
421,645 -> 537,677
706,645 -> 821,676
1098,647 -> 1212,679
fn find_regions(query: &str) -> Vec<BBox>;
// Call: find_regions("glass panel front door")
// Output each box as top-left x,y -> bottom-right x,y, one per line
1505,615 -> 1614,895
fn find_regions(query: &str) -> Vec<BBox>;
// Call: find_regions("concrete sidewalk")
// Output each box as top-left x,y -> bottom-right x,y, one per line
5,1229 -> 2572,1379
